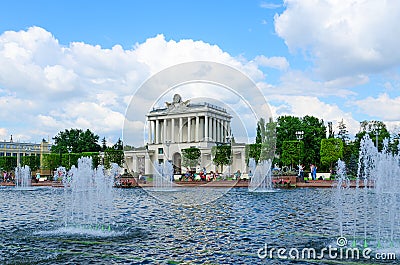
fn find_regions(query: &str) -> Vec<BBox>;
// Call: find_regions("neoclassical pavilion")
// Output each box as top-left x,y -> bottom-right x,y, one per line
124,94 -> 247,176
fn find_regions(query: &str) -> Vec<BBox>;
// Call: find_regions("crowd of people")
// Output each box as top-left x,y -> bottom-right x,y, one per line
179,167 -> 245,182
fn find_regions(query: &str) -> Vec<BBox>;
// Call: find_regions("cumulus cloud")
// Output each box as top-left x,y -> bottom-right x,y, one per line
0,27 -> 271,145
352,93 -> 400,121
274,0 -> 400,79
260,2 -> 282,9
259,70 -> 362,97
254,55 -> 289,71
269,95 -> 360,136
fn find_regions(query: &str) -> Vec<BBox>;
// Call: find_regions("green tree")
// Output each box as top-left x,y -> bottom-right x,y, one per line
0,157 -> 17,171
42,153 -> 61,171
212,145 -> 231,172
255,121 -> 262,144
276,115 -> 326,166
320,138 -> 343,171
354,120 -> 390,152
276,116 -> 302,157
181,147 -> 201,169
104,149 -> 124,168
113,138 -> 124,150
101,137 -> 107,151
337,119 -> 349,143
21,155 -> 40,171
281,140 -> 303,169
51,129 -> 101,154
245,143 -> 261,163
302,115 -> 327,166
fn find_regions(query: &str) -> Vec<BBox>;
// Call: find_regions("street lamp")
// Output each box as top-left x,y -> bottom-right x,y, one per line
295,131 -> 304,173
67,145 -> 72,168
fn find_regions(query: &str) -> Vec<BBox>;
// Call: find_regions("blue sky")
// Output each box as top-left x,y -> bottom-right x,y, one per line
0,0 -> 399,145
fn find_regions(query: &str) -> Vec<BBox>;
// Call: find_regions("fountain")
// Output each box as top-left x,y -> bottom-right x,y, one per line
15,165 -> 31,188
62,157 -> 115,232
335,135 -> 400,249
152,160 -> 174,191
248,159 -> 274,192
248,158 -> 256,181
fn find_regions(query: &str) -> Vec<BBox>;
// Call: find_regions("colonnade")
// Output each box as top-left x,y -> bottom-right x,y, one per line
148,115 -> 230,144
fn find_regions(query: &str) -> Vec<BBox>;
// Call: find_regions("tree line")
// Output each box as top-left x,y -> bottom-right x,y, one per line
0,129 -> 126,172
181,116 -> 399,177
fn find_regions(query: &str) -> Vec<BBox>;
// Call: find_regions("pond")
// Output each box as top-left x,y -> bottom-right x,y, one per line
0,186 -> 397,264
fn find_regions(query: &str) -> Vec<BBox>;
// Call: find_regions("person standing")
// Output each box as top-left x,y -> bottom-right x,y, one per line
311,164 -> 317,180
298,164 -> 304,182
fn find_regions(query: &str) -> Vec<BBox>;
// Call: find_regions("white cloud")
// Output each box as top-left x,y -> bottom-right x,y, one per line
259,70 -> 362,97
0,28 -> 269,145
269,95 -> 360,136
254,55 -> 289,71
260,2 -> 282,9
352,93 -> 400,121
0,128 -> 8,141
1,25 -> 396,146
274,0 -> 400,79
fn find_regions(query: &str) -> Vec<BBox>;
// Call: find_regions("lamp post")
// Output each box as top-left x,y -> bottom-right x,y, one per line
226,132 -> 233,180
165,140 -> 171,162
295,130 -> 304,173
67,145 -> 72,169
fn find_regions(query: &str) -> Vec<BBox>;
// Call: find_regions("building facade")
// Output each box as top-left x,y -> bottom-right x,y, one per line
125,94 -> 247,176
0,138 -> 52,167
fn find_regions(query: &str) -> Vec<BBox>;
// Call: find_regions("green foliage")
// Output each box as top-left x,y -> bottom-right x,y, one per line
104,149 -> 124,168
20,155 -> 40,171
256,122 -> 262,144
113,138 -> 124,150
42,153 -> 61,171
101,137 -> 107,151
0,156 -> 17,171
276,115 -> 326,166
42,152 -> 100,170
337,119 -> 349,143
212,145 -> 232,169
320,138 -> 343,169
302,115 -> 327,165
355,120 -> 390,152
51,128 -> 101,154
181,147 -> 201,168
245,143 -> 261,163
342,142 -> 358,177
255,118 -> 277,160
281,140 -> 303,168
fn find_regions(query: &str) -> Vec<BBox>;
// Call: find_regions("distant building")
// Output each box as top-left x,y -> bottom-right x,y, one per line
124,94 -> 247,176
0,139 -> 52,168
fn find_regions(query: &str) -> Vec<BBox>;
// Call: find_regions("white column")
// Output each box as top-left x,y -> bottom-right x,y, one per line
179,117 -> 183,143
227,121 -> 231,139
187,117 -> 191,142
163,119 -> 167,143
148,120 -> 152,143
171,118 -> 175,143
216,119 -> 221,142
204,115 -> 208,142
212,117 -> 216,142
223,120 -> 227,143
155,119 -> 160,144
195,116 -> 199,142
